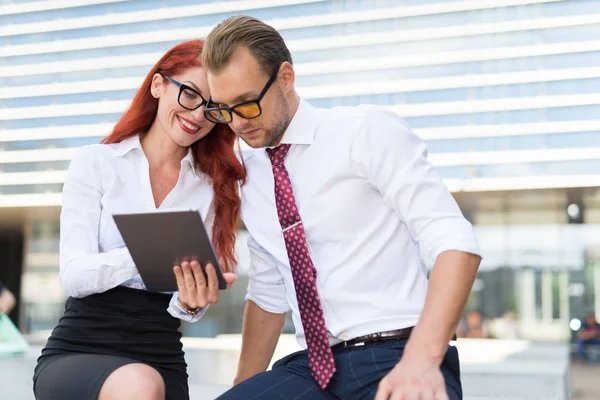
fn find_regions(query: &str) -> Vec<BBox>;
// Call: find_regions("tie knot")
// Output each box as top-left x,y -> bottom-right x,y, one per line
266,144 -> 291,166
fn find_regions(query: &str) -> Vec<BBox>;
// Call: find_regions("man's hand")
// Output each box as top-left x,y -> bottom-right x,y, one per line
173,261 -> 237,310
375,355 -> 448,400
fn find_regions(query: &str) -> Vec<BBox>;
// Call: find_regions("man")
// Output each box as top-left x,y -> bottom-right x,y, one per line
0,280 -> 16,315
202,16 -> 482,400
576,313 -> 600,362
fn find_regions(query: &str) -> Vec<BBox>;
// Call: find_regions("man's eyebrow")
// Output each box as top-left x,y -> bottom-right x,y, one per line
214,91 -> 258,106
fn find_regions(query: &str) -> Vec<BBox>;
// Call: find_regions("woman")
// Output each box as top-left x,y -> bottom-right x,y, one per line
33,40 -> 246,400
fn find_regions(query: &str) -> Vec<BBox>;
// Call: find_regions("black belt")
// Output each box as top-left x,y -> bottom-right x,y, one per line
333,327 -> 458,349
334,327 -> 414,349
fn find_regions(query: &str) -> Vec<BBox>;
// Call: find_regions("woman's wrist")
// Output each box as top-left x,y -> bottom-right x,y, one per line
177,298 -> 201,315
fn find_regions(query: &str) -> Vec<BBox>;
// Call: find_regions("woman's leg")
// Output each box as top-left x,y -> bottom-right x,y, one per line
34,354 -> 164,400
99,363 -> 165,400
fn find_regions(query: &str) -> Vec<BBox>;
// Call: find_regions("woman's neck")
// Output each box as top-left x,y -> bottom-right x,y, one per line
141,122 -> 187,170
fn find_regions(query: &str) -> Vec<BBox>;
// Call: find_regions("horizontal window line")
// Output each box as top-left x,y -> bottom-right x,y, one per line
1,0 -> 324,36
3,38 -> 600,79
5,66 -> 600,100
418,120 -> 600,140
0,170 -> 65,185
295,41 -> 600,76
0,193 -> 62,207
302,67 -> 600,99
1,0 -> 563,39
5,120 -> 600,143
430,147 -> 600,166
2,146 -> 599,168
2,6 -> 587,59
0,124 -> 111,142
1,93 -> 599,121
385,93 -> 600,117
0,148 -> 74,163
0,0 -> 127,17
1,173 -> 598,200
291,14 -> 600,53
444,174 -> 600,192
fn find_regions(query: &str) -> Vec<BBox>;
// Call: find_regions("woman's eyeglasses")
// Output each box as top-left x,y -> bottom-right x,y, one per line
164,76 -> 208,111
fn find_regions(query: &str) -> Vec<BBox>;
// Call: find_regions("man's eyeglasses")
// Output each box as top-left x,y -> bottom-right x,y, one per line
164,76 -> 208,111
204,65 -> 281,124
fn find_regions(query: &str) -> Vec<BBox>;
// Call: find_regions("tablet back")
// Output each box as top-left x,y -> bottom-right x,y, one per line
113,210 -> 226,292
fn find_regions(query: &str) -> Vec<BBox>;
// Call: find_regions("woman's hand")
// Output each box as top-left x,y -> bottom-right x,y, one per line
173,261 -> 237,311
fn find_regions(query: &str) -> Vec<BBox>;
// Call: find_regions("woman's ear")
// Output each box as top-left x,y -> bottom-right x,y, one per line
151,73 -> 165,99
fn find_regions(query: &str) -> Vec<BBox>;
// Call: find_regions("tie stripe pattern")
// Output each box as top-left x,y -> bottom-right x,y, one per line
266,144 -> 336,389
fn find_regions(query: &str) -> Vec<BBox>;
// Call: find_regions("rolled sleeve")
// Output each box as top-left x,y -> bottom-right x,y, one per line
244,235 -> 290,314
350,107 -> 481,264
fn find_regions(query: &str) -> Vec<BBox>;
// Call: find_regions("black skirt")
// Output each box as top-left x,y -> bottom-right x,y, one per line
33,286 -> 189,400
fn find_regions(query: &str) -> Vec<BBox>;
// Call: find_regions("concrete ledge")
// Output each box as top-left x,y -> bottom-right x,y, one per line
183,336 -> 571,400
0,337 -> 571,400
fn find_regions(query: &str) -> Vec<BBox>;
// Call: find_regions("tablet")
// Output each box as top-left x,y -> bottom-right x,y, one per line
112,209 -> 226,292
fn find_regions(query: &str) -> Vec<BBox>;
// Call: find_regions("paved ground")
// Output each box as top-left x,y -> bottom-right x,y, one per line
570,362 -> 600,400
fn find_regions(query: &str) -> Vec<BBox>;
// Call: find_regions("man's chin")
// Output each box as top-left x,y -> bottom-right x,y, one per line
239,136 -> 267,149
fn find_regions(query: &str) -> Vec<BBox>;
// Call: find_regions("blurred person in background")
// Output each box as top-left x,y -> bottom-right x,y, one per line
0,280 -> 16,315
202,16 -> 481,400
576,313 -> 600,362
465,310 -> 489,339
32,39 -> 246,400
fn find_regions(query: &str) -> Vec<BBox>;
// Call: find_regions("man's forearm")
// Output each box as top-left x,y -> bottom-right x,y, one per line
404,250 -> 481,364
234,300 -> 286,385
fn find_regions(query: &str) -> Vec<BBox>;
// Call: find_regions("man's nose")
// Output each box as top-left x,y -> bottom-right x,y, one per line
230,112 -> 250,130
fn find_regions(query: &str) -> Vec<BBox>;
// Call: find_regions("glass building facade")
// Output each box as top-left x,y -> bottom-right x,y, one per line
1,0 -> 600,341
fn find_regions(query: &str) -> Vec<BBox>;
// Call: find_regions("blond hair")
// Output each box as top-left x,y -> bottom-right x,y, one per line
202,15 -> 292,75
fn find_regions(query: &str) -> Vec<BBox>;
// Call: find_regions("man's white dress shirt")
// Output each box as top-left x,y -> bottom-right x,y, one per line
60,135 -> 213,322
241,99 -> 481,348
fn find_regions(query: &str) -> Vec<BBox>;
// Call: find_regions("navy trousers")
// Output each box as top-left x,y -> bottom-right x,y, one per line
217,338 -> 462,400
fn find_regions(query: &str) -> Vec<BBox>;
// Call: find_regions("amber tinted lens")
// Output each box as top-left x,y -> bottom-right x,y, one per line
233,102 -> 261,119
205,108 -> 231,123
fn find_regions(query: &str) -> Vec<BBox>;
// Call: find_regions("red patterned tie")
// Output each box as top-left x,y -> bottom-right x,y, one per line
266,144 -> 336,389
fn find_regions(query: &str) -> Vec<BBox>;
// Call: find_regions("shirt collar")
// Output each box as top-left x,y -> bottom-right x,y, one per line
114,134 -> 143,157
181,147 -> 199,178
278,98 -> 317,146
114,134 -> 199,178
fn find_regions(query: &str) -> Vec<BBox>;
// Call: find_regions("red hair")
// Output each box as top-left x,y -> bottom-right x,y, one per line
101,39 -> 246,273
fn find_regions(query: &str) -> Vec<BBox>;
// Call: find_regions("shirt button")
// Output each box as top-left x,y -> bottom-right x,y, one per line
341,332 -> 348,340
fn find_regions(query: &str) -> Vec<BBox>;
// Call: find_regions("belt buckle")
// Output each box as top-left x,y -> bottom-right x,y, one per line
342,340 -> 365,348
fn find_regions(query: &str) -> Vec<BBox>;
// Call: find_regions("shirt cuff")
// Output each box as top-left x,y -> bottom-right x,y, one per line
167,292 -> 209,323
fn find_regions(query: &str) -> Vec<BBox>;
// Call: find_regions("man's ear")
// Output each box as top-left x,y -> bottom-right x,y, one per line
151,73 -> 165,99
279,62 -> 295,95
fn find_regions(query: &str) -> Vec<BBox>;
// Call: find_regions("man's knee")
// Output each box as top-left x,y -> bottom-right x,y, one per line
99,363 -> 165,400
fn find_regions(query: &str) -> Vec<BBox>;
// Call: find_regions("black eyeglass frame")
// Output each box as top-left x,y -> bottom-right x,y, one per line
204,65 -> 281,124
164,76 -> 208,111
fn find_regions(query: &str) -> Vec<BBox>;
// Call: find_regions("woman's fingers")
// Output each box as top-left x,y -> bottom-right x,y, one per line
223,273 -> 237,290
190,260 -> 206,288
205,264 -> 219,304
181,261 -> 198,307
173,265 -> 187,300
175,261 -> 237,311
